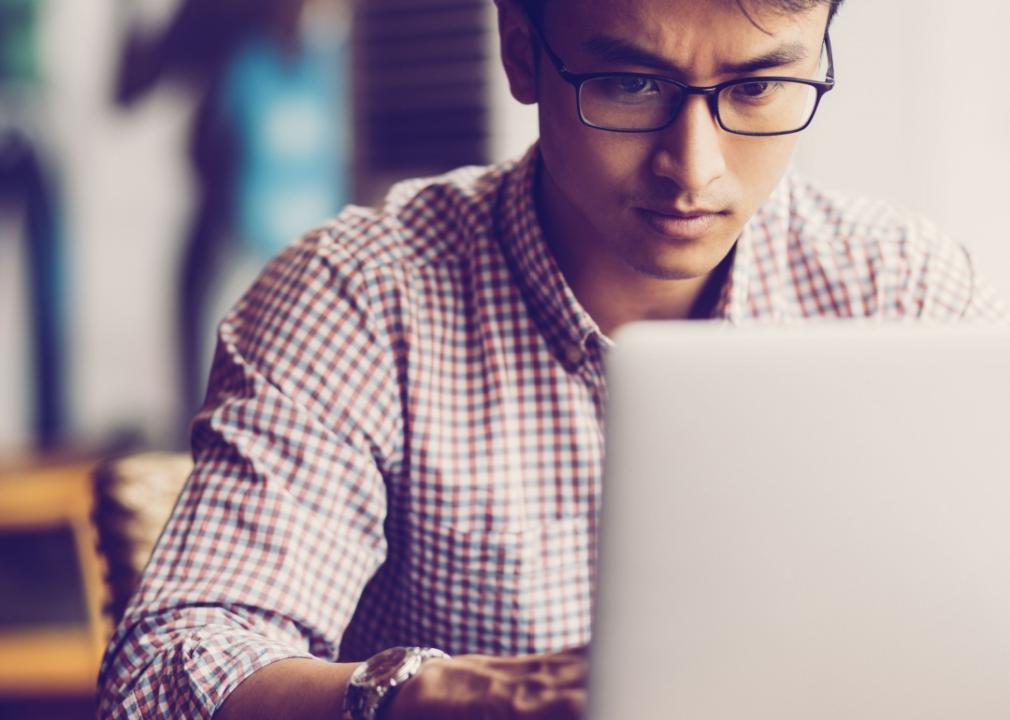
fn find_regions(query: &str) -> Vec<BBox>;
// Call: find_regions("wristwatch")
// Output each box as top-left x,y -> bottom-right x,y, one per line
342,646 -> 450,720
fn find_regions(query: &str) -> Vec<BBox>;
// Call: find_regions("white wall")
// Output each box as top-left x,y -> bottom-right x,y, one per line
0,210 -> 31,450
795,2 -> 1010,299
0,0 -> 193,454
486,2 -> 539,162
52,0 -> 193,450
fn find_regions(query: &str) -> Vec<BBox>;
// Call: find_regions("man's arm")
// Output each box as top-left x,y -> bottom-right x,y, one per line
98,240 -> 397,718
216,650 -> 588,720
96,375 -> 390,718
215,659 -> 356,719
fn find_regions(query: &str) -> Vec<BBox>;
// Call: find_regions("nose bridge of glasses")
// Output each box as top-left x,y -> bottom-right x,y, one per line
646,84 -> 721,144
672,84 -> 723,129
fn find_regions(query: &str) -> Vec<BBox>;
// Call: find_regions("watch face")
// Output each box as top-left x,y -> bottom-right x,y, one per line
357,647 -> 410,685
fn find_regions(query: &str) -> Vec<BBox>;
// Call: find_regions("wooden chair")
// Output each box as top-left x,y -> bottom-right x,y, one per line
91,452 -> 192,625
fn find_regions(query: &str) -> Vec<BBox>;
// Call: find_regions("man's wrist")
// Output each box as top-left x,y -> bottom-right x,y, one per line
342,647 -> 450,720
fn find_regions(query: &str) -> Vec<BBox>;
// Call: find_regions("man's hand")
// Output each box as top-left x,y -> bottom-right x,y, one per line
388,646 -> 589,720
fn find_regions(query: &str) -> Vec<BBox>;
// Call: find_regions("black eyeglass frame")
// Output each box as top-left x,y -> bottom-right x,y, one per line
525,17 -> 836,137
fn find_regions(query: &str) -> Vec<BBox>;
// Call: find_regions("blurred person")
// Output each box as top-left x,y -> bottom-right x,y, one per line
0,0 -> 65,449
114,0 -> 351,439
99,1 -> 1008,719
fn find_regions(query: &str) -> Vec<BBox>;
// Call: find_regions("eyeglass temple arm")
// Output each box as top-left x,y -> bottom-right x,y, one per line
520,8 -> 573,77
824,32 -> 835,84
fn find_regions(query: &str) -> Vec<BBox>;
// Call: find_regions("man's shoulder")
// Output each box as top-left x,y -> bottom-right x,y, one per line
767,173 -> 1001,320
781,172 -> 976,292
295,158 -> 520,276
225,154 -> 530,350
784,172 -> 950,258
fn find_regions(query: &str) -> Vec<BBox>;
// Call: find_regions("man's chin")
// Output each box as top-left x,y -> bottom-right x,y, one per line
619,237 -> 732,282
621,257 -> 711,281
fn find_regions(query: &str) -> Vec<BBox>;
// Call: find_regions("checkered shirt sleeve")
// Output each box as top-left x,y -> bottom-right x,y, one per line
97,236 -> 399,718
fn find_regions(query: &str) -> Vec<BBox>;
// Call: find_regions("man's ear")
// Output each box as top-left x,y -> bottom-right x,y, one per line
494,0 -> 538,105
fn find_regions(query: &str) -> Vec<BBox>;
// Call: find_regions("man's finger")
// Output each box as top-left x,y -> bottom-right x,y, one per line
528,689 -> 586,720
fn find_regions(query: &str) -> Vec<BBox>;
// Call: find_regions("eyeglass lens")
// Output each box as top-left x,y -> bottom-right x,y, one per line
578,77 -> 819,134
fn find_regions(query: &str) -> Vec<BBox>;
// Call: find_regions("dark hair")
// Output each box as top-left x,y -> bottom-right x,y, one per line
518,0 -> 844,27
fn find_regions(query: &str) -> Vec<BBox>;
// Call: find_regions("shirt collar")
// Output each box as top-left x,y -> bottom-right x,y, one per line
496,144 -> 604,371
496,145 -> 796,353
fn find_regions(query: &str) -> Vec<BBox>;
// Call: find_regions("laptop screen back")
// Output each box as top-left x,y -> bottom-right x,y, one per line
590,323 -> 1010,720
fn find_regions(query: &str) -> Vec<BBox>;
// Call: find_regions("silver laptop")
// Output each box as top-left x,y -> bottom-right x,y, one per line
590,323 -> 1010,720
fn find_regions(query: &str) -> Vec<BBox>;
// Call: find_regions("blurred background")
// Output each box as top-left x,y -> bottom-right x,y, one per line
1,1 -> 1009,717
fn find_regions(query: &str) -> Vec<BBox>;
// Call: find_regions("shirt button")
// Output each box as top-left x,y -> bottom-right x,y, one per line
563,343 -> 585,366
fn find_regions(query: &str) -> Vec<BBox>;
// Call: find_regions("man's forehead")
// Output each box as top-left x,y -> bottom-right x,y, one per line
544,0 -> 826,40
544,0 -> 827,77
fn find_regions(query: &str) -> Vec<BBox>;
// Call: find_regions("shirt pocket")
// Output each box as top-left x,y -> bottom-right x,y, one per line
401,514 -> 595,656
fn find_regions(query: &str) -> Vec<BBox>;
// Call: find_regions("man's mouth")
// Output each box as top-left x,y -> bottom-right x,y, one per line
635,206 -> 726,240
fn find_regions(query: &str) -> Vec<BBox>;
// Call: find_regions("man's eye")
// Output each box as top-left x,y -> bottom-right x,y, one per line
588,76 -> 666,107
730,80 -> 781,101
615,77 -> 659,95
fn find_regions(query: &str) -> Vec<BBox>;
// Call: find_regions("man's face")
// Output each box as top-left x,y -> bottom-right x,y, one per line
524,0 -> 831,280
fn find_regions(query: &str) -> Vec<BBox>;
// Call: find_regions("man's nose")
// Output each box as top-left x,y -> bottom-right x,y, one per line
650,95 -> 727,194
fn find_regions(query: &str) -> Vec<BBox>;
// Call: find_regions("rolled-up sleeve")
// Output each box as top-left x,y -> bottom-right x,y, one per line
97,232 -> 404,718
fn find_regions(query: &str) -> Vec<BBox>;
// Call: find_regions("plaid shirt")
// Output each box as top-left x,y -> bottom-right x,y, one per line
98,145 -> 1006,718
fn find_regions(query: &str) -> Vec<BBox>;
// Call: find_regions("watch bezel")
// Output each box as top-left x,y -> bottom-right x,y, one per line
343,646 -> 449,720
352,647 -> 419,687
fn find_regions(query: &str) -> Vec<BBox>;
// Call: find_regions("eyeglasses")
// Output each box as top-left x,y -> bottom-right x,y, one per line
526,19 -> 835,137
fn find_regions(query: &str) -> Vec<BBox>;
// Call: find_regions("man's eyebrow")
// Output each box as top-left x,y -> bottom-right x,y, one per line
719,44 -> 810,75
582,34 -> 810,77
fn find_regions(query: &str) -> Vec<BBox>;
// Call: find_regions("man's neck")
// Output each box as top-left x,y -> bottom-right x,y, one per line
535,163 -> 727,338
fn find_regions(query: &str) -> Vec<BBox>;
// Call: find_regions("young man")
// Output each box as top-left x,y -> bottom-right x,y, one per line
98,1 -> 1006,718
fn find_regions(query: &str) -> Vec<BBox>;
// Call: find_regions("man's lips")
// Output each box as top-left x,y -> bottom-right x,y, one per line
635,206 -> 726,240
